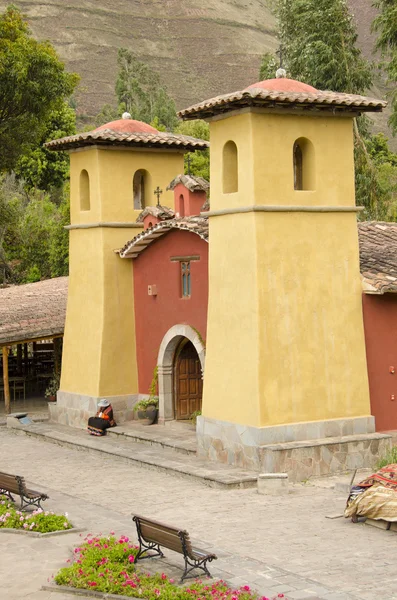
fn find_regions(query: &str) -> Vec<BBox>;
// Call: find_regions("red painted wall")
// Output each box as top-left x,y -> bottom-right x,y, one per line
133,229 -> 208,394
363,293 -> 397,431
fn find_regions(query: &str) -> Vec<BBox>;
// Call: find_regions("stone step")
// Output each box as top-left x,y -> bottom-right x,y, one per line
12,422 -> 258,489
106,423 -> 197,456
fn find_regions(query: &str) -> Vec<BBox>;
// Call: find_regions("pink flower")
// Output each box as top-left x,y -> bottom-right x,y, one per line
128,555 -> 135,563
242,587 -> 250,592
161,573 -> 167,580
169,579 -> 175,583
110,530 -> 115,535
88,582 -> 97,587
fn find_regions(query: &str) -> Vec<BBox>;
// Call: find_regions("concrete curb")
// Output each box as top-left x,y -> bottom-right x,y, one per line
42,584 -> 140,598
0,526 -> 85,538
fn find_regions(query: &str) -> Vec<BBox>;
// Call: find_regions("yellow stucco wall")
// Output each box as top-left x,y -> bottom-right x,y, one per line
202,110 -> 371,427
61,146 -> 184,397
69,148 -> 183,225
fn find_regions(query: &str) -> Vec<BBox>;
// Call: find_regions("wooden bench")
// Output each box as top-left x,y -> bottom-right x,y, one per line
0,471 -> 49,510
132,515 -> 217,582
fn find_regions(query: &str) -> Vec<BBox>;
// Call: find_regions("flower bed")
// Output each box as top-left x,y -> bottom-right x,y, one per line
55,534 -> 287,600
0,495 -> 72,533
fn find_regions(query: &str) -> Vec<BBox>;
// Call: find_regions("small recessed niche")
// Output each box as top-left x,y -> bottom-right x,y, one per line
223,140 -> 238,194
293,138 -> 315,191
80,169 -> 90,211
133,169 -> 149,209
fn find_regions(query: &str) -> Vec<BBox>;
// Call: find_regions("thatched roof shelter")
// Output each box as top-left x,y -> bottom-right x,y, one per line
0,277 -> 68,347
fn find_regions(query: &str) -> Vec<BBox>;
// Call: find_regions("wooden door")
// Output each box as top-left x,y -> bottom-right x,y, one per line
175,341 -> 202,420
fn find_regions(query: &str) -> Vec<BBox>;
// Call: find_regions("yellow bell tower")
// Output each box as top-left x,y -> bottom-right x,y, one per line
180,76 -> 390,477
46,116 -> 208,427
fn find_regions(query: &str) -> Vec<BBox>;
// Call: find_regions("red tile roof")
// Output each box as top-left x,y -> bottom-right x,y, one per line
119,216 -> 209,259
179,87 -> 386,120
245,78 -> 317,93
167,174 -> 210,193
95,119 -> 158,134
45,130 -> 209,152
359,222 -> 397,294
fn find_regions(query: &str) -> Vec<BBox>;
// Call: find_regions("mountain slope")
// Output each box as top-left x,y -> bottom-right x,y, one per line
0,0 -> 276,115
0,0 -> 393,146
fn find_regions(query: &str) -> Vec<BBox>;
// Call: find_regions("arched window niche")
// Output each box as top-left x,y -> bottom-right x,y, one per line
223,141 -> 238,194
133,169 -> 149,210
293,138 -> 315,191
179,194 -> 185,217
80,169 -> 90,211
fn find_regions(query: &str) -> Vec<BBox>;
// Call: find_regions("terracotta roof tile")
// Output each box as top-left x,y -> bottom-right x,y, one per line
0,277 -> 68,346
120,216 -> 209,259
135,205 -> 175,223
167,174 -> 210,193
358,222 -> 397,294
179,88 -> 387,120
45,130 -> 209,152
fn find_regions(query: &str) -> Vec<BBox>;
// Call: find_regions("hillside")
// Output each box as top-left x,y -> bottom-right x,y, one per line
0,0 -> 393,143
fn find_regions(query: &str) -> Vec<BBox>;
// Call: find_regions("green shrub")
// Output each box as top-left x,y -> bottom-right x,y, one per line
55,534 -> 284,599
376,446 -> 397,469
0,495 -> 72,532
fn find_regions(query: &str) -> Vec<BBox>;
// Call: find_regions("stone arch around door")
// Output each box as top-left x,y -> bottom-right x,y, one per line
157,325 -> 205,422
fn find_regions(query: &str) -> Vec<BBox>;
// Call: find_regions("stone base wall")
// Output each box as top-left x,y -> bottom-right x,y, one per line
260,435 -> 391,482
49,391 -> 141,429
197,415 -> 391,481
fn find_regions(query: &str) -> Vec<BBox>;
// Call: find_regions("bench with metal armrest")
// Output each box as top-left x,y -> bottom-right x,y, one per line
132,514 -> 217,582
0,471 -> 48,510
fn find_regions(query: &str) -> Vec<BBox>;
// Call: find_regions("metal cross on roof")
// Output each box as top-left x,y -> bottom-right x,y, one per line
154,186 -> 163,206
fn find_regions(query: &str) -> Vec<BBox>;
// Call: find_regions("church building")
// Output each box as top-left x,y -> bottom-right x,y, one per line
46,73 -> 396,479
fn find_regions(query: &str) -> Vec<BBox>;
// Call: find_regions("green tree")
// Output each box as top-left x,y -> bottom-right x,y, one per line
259,52 -> 279,80
0,5 -> 78,172
0,173 -> 25,282
175,120 -> 210,181
372,0 -> 397,134
115,48 -> 178,130
48,187 -> 70,277
276,0 -> 373,93
269,0 -> 397,219
14,102 -> 76,191
95,104 -> 119,127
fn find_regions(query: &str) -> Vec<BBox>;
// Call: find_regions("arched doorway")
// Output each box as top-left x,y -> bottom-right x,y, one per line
157,324 -> 205,422
174,340 -> 202,420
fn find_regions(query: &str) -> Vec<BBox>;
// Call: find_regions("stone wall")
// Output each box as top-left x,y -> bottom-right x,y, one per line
197,416 -> 391,481
49,391 -> 141,429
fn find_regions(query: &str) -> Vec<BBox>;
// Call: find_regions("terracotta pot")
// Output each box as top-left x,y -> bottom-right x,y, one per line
46,395 -> 56,402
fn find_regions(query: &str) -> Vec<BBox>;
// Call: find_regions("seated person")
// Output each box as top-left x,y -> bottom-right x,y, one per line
87,398 -> 117,436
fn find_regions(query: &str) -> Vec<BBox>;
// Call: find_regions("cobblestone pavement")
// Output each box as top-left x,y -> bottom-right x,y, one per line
1,428 -> 396,600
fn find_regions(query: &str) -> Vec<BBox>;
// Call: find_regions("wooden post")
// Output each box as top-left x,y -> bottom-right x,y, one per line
2,346 -> 10,415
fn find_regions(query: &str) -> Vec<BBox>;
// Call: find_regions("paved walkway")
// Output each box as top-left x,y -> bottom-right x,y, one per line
1,428 -> 397,600
15,422 -> 258,488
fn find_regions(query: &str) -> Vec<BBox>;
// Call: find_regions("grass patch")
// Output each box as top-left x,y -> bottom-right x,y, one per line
0,495 -> 72,533
55,534 -> 286,599
376,446 -> 397,469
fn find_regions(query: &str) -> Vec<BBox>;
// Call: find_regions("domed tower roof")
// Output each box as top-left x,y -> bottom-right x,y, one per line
45,112 -> 209,152
95,118 -> 159,135
178,75 -> 386,121
245,77 -> 317,94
